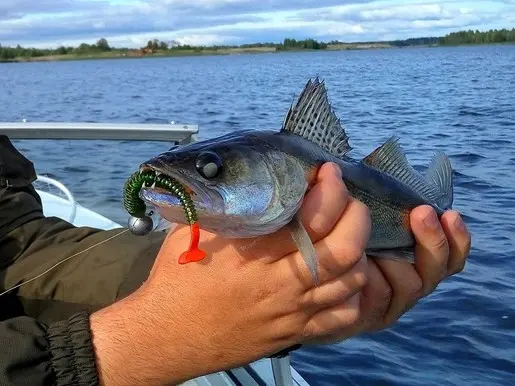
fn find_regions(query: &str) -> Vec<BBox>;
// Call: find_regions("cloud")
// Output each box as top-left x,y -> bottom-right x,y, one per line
0,0 -> 513,48
0,0 -> 93,19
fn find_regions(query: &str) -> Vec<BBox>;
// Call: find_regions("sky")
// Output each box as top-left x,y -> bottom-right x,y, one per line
0,0 -> 514,48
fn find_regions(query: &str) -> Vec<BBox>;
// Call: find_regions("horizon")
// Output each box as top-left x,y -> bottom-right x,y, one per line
1,0 -> 514,49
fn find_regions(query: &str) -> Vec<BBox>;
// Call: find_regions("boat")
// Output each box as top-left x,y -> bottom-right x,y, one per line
1,121 -> 311,386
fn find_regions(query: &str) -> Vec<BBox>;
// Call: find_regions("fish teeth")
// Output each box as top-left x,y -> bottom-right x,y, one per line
150,181 -> 156,189
155,171 -> 161,177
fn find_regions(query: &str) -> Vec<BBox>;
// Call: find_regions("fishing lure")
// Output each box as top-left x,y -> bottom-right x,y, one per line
123,170 -> 206,264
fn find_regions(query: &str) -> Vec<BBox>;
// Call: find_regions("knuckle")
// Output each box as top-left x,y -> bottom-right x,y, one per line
353,257 -> 369,288
346,307 -> 361,326
361,291 -> 392,329
301,321 -> 320,341
377,285 -> 393,311
354,270 -> 368,290
407,276 -> 424,299
345,244 -> 365,265
432,233 -> 449,254
314,214 -> 336,235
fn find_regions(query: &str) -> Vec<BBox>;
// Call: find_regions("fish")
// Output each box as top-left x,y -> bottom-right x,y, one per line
136,78 -> 453,283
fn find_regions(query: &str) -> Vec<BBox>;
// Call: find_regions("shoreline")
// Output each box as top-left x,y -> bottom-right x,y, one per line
2,41 -> 514,64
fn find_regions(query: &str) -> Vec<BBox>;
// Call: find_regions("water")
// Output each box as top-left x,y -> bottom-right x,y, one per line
1,45 -> 515,385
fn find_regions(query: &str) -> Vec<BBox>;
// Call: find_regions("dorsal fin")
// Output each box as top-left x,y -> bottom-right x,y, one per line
281,78 -> 352,157
362,136 -> 443,204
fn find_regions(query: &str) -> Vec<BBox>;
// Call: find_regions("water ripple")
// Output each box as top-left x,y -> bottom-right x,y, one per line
1,44 -> 515,385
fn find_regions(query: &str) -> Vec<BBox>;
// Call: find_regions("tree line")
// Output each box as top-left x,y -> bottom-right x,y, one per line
0,38 -> 113,60
1,28 -> 514,61
439,28 -> 515,45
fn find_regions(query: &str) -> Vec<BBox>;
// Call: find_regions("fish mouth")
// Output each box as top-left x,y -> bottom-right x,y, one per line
137,164 -> 216,217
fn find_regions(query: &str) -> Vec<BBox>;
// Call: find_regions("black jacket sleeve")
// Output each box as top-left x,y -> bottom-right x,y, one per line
0,311 -> 99,386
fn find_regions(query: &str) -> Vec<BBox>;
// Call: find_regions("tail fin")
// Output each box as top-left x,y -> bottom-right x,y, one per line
426,151 -> 453,209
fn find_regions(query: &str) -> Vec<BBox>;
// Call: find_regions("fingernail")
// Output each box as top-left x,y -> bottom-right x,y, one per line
329,162 -> 342,178
454,214 -> 467,232
423,211 -> 439,231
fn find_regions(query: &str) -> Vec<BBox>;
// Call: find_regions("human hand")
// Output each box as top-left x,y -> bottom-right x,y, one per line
307,205 -> 471,344
90,162 -> 371,386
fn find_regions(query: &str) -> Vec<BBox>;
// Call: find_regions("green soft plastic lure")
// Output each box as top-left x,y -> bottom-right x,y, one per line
123,170 -> 206,264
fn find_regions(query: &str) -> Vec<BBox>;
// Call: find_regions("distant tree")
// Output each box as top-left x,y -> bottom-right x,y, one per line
75,43 -> 92,53
96,38 -> 111,51
56,46 -> 68,55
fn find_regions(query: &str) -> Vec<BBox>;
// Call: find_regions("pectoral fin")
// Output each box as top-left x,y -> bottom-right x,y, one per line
288,214 -> 319,285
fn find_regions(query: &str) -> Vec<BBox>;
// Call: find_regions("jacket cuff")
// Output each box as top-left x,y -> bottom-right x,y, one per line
47,311 -> 99,386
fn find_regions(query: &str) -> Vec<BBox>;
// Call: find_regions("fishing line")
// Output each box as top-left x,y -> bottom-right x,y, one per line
0,171 -> 179,298
0,228 -> 130,297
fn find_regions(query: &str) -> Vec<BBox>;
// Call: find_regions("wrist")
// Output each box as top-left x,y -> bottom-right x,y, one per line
90,288 -> 199,386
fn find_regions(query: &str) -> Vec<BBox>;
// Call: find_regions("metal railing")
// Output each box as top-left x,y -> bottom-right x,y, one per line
0,121 -> 198,144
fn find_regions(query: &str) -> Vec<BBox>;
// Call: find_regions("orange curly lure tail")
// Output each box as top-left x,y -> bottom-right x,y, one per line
178,222 -> 206,264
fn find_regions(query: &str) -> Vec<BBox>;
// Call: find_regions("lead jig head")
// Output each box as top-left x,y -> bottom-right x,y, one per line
128,215 -> 153,236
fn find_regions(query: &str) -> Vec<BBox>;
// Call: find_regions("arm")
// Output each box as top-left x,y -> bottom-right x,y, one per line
0,312 -> 98,386
0,137 -> 165,324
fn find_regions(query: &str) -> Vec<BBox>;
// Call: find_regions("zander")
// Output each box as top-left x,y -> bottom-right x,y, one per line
127,78 -> 454,284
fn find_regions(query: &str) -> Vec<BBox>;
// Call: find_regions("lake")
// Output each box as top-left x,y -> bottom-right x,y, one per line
1,44 -> 514,385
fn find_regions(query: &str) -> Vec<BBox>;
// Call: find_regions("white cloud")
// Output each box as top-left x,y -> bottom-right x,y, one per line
0,0 -> 513,48
176,34 -> 237,46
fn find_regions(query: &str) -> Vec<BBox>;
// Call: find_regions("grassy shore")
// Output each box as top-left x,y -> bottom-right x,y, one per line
3,28 -> 514,63
6,42 -> 409,63
9,46 -> 280,62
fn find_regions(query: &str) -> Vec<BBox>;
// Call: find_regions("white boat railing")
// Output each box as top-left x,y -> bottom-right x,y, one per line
0,121 -> 198,143
36,174 -> 78,223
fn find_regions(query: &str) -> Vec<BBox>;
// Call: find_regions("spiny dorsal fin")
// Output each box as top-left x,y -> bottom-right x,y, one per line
362,136 -> 443,204
426,151 -> 454,209
281,78 -> 352,157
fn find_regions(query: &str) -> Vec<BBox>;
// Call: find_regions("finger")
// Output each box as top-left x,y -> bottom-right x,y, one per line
278,197 -> 371,286
411,205 -> 450,296
302,260 -> 394,344
300,253 -> 368,310
440,210 -> 471,276
354,259 -> 392,332
301,292 -> 361,343
297,162 -> 348,243
374,258 -> 422,326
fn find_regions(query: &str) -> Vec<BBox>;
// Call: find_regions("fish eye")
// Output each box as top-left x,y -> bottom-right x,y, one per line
195,151 -> 223,179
